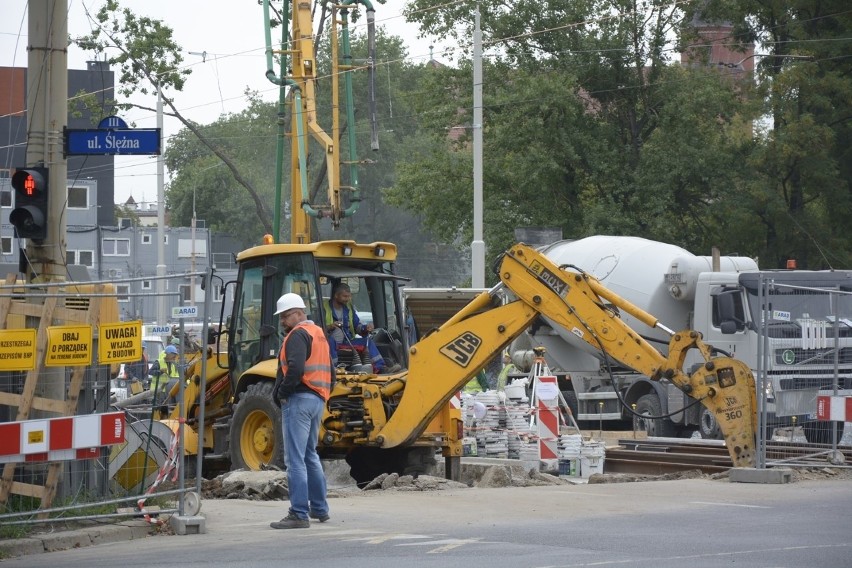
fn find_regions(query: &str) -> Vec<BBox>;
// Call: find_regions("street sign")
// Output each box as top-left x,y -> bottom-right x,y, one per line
148,325 -> 172,335
172,306 -> 198,319
65,128 -> 161,156
65,115 -> 160,156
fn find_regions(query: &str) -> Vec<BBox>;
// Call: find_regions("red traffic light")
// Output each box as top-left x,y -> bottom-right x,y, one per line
10,167 -> 49,241
22,174 -> 37,196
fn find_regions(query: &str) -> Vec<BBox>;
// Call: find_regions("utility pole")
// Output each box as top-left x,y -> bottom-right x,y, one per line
471,5 -> 485,287
24,0 -> 67,282
156,86 -> 167,324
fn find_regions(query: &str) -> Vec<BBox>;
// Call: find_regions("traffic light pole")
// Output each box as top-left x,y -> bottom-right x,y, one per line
23,0 -> 67,282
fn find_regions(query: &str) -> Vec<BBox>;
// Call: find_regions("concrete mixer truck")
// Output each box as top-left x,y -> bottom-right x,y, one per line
510,236 -> 852,444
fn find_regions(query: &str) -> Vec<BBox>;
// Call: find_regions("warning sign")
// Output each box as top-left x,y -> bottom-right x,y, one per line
0,329 -> 36,371
99,320 -> 142,364
46,325 -> 93,367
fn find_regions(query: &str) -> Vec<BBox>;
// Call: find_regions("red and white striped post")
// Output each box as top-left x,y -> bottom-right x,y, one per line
816,395 -> 852,423
536,375 -> 560,463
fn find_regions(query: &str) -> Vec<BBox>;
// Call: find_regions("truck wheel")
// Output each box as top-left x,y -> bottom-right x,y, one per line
229,382 -> 284,470
633,393 -> 676,438
698,407 -> 723,440
802,420 -> 844,445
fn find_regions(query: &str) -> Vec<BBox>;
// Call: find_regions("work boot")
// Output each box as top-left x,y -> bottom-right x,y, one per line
384,363 -> 402,373
309,510 -> 330,523
270,512 -> 309,529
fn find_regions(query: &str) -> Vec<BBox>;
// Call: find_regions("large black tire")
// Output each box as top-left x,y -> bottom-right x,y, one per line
229,382 -> 284,470
345,446 -> 437,488
698,407 -> 724,440
632,393 -> 677,438
802,420 -> 845,445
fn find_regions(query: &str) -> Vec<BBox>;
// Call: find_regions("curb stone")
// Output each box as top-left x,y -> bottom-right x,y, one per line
1,520 -> 156,560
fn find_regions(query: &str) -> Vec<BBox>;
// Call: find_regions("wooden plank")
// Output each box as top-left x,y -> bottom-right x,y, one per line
7,479 -> 48,499
0,273 -> 18,328
0,295 -> 57,504
0,392 -> 67,414
7,302 -> 90,323
37,291 -> 106,512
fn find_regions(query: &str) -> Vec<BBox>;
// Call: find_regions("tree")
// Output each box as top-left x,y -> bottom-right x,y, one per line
389,0 -> 763,267
690,0 -> 852,268
76,0 -> 273,233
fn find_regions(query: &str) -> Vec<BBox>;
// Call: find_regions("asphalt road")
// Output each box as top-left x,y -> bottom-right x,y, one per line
9,477 -> 852,568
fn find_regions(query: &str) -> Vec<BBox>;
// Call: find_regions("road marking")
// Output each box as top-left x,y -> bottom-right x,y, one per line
689,501 -> 772,509
398,538 -> 484,553
344,533 -> 433,544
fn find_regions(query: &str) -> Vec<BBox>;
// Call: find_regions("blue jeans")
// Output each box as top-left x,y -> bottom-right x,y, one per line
281,392 -> 329,520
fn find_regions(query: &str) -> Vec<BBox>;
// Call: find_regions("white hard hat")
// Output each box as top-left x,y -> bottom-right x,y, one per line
274,293 -> 306,315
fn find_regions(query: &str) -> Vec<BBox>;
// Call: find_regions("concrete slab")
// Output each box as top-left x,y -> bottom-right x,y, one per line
730,467 -> 793,484
169,514 -> 206,535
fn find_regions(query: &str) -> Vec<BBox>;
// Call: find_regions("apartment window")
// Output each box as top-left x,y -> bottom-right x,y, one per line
0,189 -> 11,208
141,233 -> 152,245
1,237 -> 12,255
116,284 -> 130,302
67,186 -> 89,209
67,249 -> 94,267
102,238 -> 130,256
142,280 -> 152,290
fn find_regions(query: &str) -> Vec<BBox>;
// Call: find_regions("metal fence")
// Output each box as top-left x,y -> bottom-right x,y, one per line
756,277 -> 852,468
0,270 -> 213,531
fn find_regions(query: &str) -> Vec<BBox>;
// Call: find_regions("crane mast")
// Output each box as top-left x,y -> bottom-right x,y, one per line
263,0 -> 378,244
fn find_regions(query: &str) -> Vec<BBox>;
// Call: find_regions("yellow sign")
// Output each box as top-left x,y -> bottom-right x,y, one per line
99,320 -> 142,364
46,325 -> 93,367
0,329 -> 36,371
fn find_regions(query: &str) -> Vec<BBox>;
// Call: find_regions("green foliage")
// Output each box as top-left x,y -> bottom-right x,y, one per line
395,0 -> 852,269
165,93 -> 278,247
76,0 -> 190,99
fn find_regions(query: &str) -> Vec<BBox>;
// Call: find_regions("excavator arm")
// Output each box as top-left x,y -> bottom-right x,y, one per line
370,243 -> 757,467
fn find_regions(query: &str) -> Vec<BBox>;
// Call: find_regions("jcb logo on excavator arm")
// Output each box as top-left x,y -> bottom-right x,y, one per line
529,260 -> 568,297
439,332 -> 482,367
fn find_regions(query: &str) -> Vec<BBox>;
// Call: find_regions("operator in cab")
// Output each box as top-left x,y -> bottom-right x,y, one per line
323,282 -> 396,373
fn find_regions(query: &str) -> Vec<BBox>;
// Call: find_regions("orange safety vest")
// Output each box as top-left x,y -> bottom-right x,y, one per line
279,321 -> 334,401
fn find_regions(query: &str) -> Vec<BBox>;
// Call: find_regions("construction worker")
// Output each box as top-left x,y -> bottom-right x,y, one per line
323,282 -> 398,373
496,352 -> 519,391
463,369 -> 489,394
149,344 -> 181,403
270,293 -> 335,529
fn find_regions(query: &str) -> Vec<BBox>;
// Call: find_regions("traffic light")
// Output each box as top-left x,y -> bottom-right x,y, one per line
10,167 -> 49,241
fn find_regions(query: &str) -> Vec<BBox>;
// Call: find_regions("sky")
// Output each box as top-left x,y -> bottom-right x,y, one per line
1,0 -> 454,204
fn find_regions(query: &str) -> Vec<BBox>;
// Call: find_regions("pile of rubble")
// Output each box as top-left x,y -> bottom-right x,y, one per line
194,459 -> 581,500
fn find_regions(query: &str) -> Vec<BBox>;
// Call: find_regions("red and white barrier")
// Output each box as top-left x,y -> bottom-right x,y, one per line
816,396 -> 852,422
0,411 -> 125,464
536,375 -> 560,461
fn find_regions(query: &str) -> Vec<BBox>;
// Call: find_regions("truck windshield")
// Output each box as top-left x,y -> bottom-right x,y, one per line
745,287 -> 852,338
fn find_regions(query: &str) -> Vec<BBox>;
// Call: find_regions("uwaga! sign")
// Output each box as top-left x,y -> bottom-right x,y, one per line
99,320 -> 143,364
